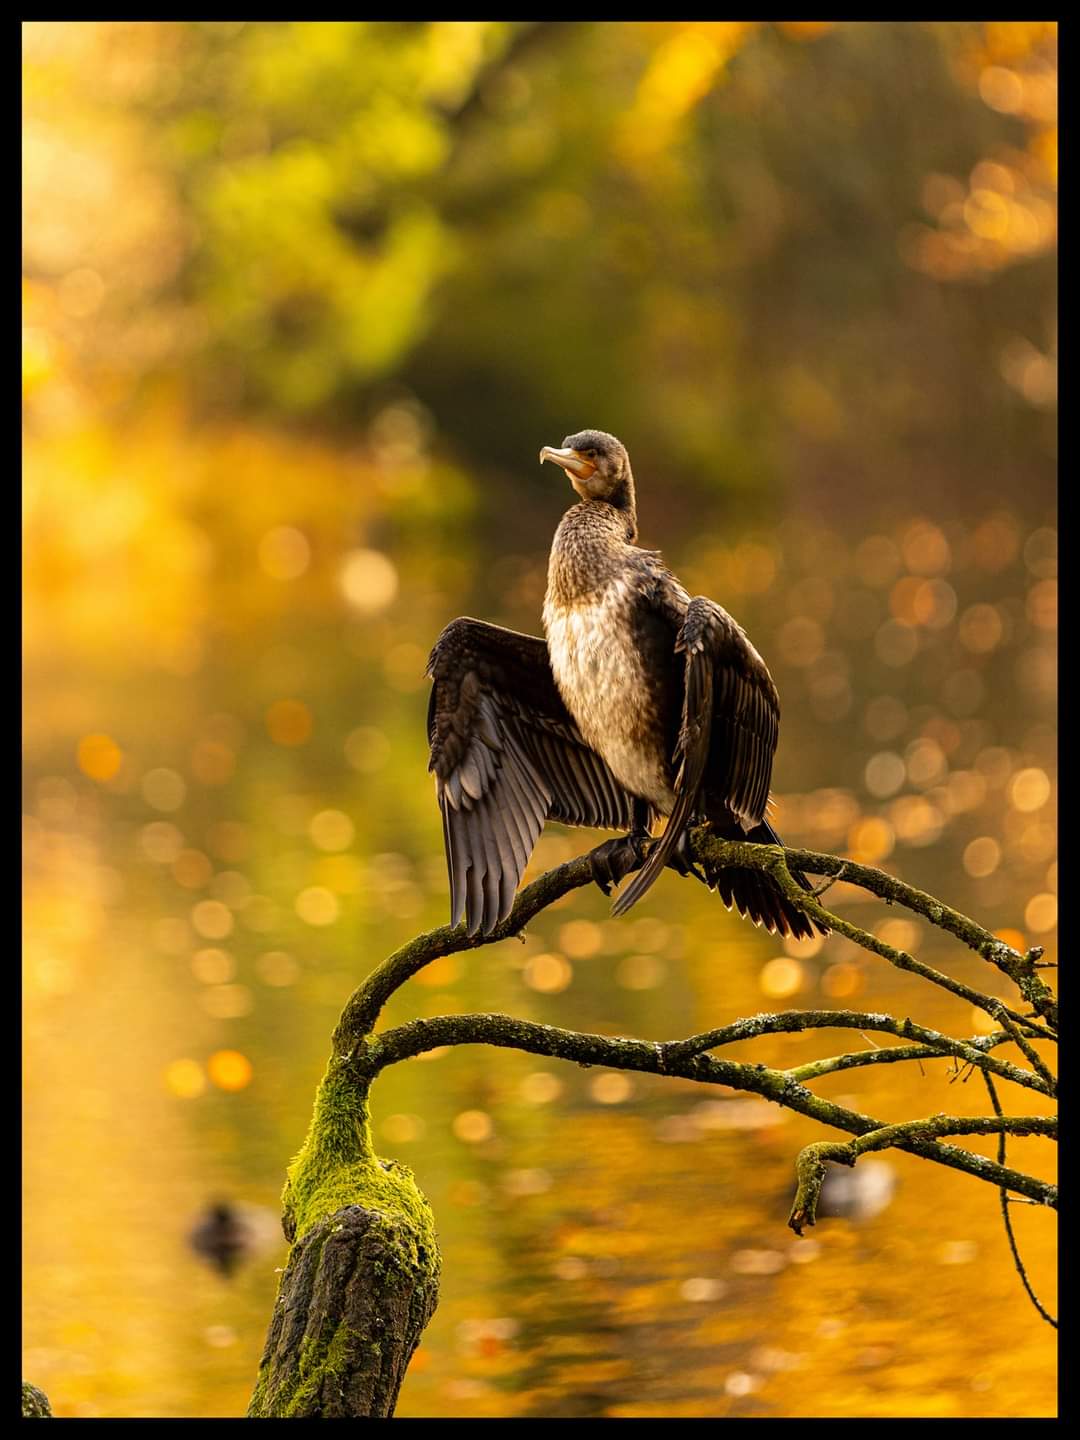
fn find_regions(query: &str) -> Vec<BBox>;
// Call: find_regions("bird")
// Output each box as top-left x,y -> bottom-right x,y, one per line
425,428 -> 822,941
188,1200 -> 254,1277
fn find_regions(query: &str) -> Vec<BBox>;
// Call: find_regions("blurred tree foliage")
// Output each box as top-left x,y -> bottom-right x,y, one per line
25,21 -> 1056,519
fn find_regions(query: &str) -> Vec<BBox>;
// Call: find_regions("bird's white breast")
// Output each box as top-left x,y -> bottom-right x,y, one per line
543,579 -> 675,813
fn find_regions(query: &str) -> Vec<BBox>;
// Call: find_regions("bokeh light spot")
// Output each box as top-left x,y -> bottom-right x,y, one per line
1024,892 -> 1056,933
1026,579 -> 1057,630
173,848 -> 212,888
191,947 -> 235,984
190,740 -> 236,786
876,918 -> 920,953
557,919 -> 603,958
778,616 -> 824,667
681,1276 -> 727,1302
847,817 -> 895,863
191,899 -> 234,940
590,1072 -> 634,1104
520,1071 -> 563,1104
141,767 -> 186,812
164,1058 -> 206,1098
256,951 -> 300,986
344,726 -> 391,773
259,525 -> 311,580
616,953 -> 667,989
413,953 -> 462,988
963,837 -> 1001,878
889,796 -> 944,847
523,951 -> 572,993
295,885 -> 339,926
905,738 -> 947,789
759,956 -> 806,998
309,808 -> 355,851
77,733 -> 122,782
382,1113 -> 425,1144
864,751 -> 905,799
266,699 -> 313,746
453,1109 -> 493,1143
821,962 -> 863,999
140,820 -> 184,864
340,548 -> 399,614
207,1049 -> 253,1090
958,604 -> 1004,654
1009,767 -> 1050,813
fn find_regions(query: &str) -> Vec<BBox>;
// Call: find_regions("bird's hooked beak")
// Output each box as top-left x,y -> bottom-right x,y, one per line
539,445 -> 596,481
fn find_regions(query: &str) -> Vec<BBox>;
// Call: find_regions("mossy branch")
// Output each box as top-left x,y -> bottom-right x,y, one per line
255,833 -> 1057,1416
354,1010 -> 1056,1208
689,830 -> 1057,1039
788,1114 -> 1056,1235
333,832 -> 1056,1217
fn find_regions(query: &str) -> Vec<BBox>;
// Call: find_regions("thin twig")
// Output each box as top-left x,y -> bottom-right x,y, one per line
721,837 -> 1058,1034
982,1071 -> 1058,1329
988,1004 -> 1056,1092
697,838 -> 1057,1042
665,1010 -> 1050,1096
787,1113 -> 1056,1235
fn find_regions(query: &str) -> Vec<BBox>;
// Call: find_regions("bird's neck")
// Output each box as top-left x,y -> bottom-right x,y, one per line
601,475 -> 637,543
545,499 -> 638,609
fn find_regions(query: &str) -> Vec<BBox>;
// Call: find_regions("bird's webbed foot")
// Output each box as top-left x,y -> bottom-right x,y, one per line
664,826 -> 707,884
590,832 -> 651,896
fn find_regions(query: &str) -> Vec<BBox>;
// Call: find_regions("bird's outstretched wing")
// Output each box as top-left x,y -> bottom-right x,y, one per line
427,617 -> 641,936
612,595 -> 779,917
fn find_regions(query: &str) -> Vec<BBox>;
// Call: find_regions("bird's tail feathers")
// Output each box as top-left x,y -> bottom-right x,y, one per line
711,818 -> 825,940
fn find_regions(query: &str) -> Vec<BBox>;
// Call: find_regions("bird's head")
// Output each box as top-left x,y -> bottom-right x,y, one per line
539,429 -> 633,508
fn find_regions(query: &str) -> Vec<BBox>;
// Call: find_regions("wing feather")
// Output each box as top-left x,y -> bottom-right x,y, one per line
612,595 -> 780,918
428,617 -> 639,935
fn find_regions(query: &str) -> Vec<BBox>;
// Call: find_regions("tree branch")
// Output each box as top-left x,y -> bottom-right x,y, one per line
354,1010 -> 1057,1208
788,1113 -> 1056,1235
982,1071 -> 1058,1329
664,1009 -> 1051,1096
689,831 -> 1057,1040
252,835 -> 1057,1418
333,848 -> 600,1051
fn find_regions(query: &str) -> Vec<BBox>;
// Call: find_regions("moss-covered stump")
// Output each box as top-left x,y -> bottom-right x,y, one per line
248,1201 -> 439,1417
22,1381 -> 53,1417
248,1058 -> 440,1418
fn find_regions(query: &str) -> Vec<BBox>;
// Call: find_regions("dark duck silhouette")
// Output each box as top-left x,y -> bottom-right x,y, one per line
188,1200 -> 254,1277
426,429 -> 822,940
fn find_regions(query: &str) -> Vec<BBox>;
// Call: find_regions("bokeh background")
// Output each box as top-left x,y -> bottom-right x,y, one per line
23,21 -> 1057,1420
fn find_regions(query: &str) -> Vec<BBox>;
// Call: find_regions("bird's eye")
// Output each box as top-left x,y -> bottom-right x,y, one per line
585,448 -> 597,459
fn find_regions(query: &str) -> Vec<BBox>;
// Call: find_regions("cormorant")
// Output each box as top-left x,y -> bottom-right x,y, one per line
426,429 -> 821,940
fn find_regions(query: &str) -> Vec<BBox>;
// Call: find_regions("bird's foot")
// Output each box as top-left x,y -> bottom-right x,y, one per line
664,827 -> 707,884
590,832 -> 652,896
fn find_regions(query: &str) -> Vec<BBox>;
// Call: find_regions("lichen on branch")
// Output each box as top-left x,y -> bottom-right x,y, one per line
251,831 -> 1057,1418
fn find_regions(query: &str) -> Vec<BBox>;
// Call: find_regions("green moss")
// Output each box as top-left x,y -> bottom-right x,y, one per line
22,1381 -> 52,1418
285,1322 -> 361,1416
281,1057 -> 439,1271
250,1056 -> 442,1417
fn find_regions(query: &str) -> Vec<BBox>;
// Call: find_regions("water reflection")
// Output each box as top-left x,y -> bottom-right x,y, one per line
23,523 -> 1058,1414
